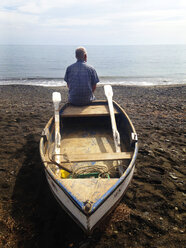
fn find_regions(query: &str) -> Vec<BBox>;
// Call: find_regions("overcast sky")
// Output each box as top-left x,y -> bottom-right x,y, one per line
0,0 -> 186,45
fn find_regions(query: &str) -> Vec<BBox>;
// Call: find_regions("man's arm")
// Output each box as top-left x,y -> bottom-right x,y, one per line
64,67 -> 69,88
91,68 -> 99,92
92,84 -> 96,92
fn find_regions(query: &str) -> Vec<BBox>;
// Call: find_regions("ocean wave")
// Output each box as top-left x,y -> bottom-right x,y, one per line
0,78 -> 66,87
0,77 -> 185,87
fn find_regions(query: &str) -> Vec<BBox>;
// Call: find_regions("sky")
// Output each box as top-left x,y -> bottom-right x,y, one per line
0,0 -> 186,45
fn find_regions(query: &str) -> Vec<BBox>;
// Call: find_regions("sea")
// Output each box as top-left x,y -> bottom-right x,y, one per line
0,45 -> 186,87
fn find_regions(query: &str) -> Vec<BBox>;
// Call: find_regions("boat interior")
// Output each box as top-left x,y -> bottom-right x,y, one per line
42,102 -> 136,180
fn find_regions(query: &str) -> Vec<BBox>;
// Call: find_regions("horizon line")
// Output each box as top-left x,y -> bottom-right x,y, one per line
0,43 -> 186,46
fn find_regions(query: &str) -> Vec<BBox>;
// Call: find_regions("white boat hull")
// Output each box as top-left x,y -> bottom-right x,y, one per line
45,165 -> 135,233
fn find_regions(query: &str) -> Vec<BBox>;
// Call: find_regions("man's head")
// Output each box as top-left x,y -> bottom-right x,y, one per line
75,47 -> 87,61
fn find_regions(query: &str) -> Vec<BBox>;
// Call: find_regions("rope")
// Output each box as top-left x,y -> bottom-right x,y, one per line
47,145 -> 73,173
71,162 -> 109,178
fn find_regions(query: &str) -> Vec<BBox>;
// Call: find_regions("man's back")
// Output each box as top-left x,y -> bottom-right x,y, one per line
64,47 -> 99,106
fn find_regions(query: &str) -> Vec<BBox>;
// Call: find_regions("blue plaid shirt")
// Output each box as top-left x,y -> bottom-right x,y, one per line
64,60 -> 99,105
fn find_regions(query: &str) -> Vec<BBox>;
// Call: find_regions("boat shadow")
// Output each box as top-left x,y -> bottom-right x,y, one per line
11,134 -> 98,247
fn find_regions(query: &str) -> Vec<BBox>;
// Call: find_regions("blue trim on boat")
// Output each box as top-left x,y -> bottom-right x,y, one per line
91,178 -> 122,211
90,142 -> 138,213
56,179 -> 85,209
45,168 -> 86,213
47,178 -> 89,233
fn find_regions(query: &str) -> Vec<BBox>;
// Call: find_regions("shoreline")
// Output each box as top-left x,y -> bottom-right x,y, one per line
0,83 -> 186,89
0,75 -> 185,88
0,85 -> 185,247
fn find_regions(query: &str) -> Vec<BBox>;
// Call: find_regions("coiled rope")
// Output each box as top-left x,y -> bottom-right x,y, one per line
71,163 -> 109,178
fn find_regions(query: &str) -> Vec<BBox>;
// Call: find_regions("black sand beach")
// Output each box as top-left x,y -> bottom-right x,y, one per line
0,85 -> 185,248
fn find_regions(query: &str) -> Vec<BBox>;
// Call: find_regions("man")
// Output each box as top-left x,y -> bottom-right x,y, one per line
64,47 -> 99,105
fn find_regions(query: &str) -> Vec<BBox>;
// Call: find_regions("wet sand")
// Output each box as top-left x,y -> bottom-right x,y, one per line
0,85 -> 185,248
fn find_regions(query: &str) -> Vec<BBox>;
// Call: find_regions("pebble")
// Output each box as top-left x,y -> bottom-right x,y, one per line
172,149 -> 178,154
173,227 -> 185,233
169,172 -> 178,180
159,148 -> 164,152
173,227 -> 178,231
143,211 -> 149,216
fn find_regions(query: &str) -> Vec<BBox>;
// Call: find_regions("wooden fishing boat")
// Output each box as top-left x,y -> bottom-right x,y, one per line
39,86 -> 138,233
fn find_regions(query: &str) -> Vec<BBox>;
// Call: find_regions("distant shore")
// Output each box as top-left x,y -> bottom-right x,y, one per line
0,85 -> 185,247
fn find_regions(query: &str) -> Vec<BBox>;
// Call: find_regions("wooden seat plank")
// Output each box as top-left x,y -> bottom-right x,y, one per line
62,105 -> 119,117
59,152 -> 132,163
